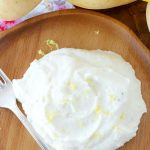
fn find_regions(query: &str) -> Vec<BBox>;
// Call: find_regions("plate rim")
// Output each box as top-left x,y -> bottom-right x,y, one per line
0,8 -> 150,66
0,8 -> 150,149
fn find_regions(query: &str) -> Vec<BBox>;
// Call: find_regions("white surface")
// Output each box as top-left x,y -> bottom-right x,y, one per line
13,48 -> 147,150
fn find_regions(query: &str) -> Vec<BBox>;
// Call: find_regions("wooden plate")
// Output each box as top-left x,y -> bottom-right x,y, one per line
0,9 -> 150,150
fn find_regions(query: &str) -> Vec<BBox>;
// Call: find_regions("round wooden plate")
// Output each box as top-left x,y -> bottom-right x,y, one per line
0,9 -> 150,150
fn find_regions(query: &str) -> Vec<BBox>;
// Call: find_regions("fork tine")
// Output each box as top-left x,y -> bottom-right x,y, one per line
0,80 -> 3,85
0,80 -> 3,88
0,69 -> 11,84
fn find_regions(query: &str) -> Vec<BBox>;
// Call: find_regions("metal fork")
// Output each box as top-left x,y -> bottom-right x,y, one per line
0,69 -> 50,150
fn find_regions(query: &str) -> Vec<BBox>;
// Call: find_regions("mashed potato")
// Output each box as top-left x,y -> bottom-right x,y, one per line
13,48 -> 146,150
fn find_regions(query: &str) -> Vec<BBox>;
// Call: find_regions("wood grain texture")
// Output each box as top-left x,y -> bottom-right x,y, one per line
0,9 -> 150,150
100,1 -> 150,49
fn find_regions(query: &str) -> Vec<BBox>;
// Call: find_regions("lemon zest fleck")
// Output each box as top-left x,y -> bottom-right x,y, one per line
46,39 -> 59,49
95,105 -> 102,115
60,128 -> 66,133
91,132 -> 102,140
46,111 -> 56,123
38,49 -> 45,56
94,30 -> 100,35
112,124 -> 121,132
112,113 -> 125,132
109,95 -> 117,102
86,78 -> 93,84
69,82 -> 77,91
119,113 -> 125,121
84,89 -> 91,95
79,121 -> 85,128
61,99 -> 69,105
103,111 -> 112,116
52,132 -> 59,140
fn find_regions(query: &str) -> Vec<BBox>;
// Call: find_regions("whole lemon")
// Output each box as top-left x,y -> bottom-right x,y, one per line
68,0 -> 135,9
0,0 -> 41,20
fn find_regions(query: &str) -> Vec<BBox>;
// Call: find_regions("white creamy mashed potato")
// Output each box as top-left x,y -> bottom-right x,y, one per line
13,48 -> 146,150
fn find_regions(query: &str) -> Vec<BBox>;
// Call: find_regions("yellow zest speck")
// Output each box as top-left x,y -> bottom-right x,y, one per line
52,132 -> 59,140
86,78 -> 93,84
62,99 -> 69,105
84,89 -> 91,95
109,95 -> 117,102
104,111 -> 112,116
46,111 -> 56,123
46,39 -> 59,49
91,132 -> 102,140
95,105 -> 102,115
94,30 -> 100,35
79,121 -> 85,128
69,82 -> 77,91
60,128 -> 67,134
113,124 -> 121,132
38,49 -> 45,56
61,145 -> 65,150
119,113 -> 125,121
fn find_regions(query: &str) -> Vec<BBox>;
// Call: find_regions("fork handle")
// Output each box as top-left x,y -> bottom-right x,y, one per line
11,104 -> 51,150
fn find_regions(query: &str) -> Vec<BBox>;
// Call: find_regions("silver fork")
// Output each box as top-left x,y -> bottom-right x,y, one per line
0,69 -> 50,150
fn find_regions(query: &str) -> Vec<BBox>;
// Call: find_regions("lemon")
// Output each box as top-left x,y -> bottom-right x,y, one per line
68,0 -> 135,9
0,0 -> 41,20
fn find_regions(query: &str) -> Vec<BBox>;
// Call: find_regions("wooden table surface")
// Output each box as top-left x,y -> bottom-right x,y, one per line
100,1 -> 150,49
